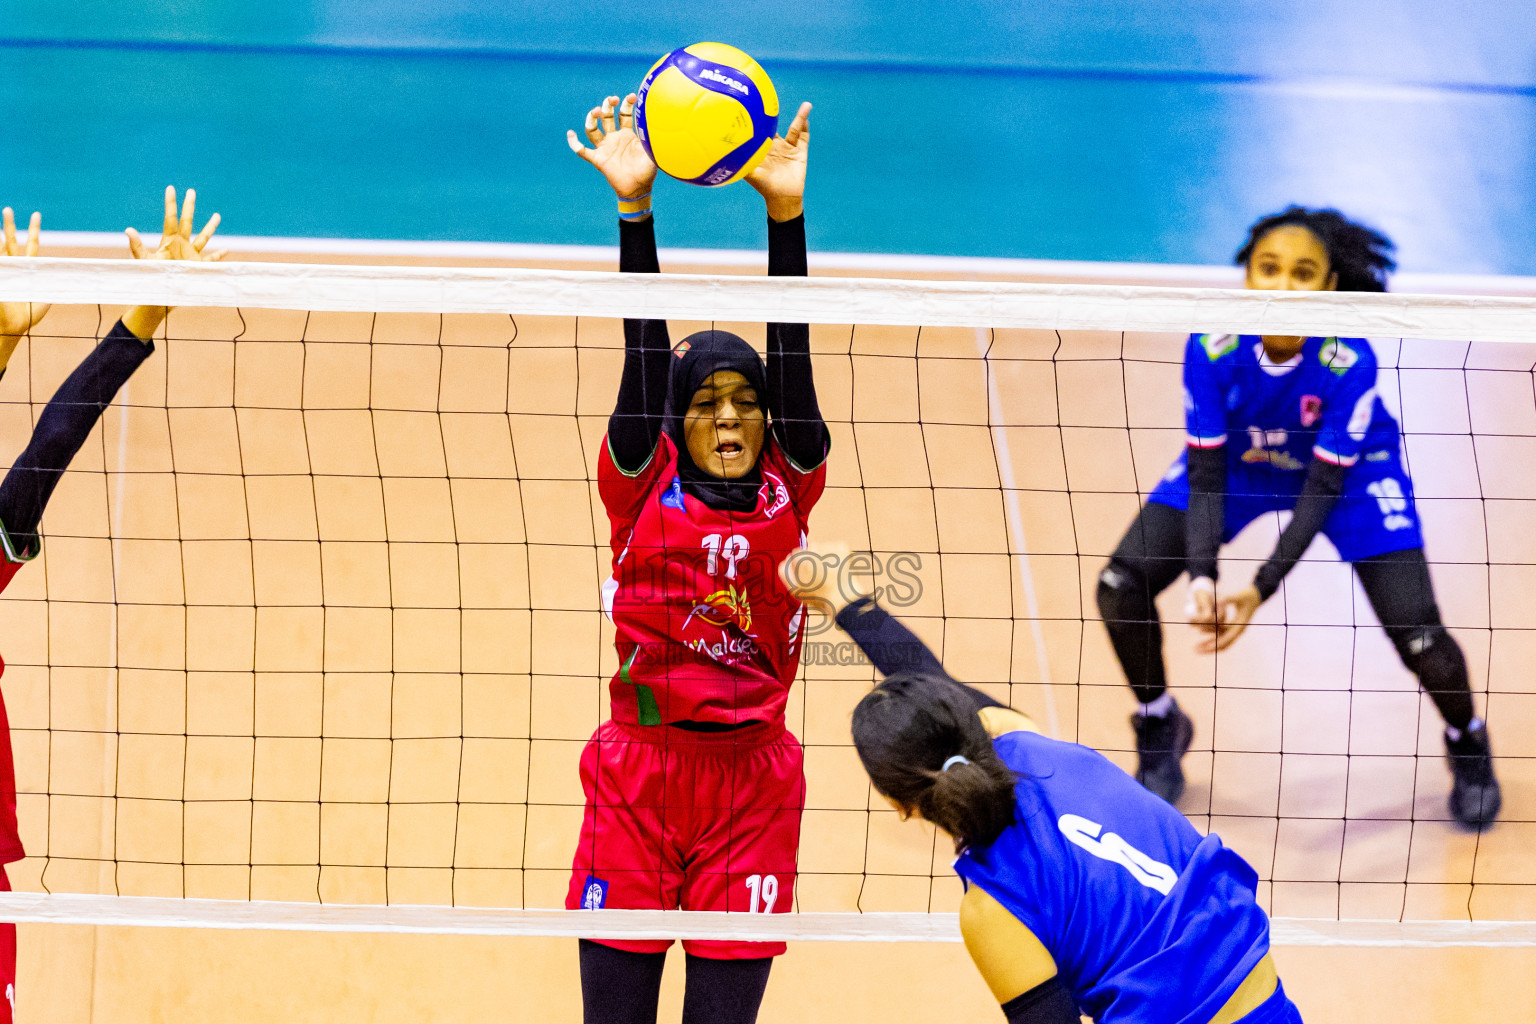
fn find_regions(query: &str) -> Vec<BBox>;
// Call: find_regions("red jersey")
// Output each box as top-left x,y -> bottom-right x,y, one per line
0,539 -> 32,865
598,433 -> 826,726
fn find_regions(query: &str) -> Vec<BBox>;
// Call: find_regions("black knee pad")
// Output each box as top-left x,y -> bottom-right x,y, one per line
1388,624 -> 1464,680
1387,623 -> 1474,727
1097,561 -> 1153,625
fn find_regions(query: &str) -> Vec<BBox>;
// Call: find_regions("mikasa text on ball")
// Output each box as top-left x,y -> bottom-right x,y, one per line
635,42 -> 779,187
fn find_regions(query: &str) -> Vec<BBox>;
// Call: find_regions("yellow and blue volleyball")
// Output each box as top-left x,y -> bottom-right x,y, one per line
635,42 -> 779,187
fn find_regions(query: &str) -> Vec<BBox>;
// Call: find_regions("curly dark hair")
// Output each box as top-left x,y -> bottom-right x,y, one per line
1234,206 -> 1397,293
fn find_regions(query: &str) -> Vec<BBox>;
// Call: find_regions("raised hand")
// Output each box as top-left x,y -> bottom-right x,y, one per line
0,207 -> 52,341
122,186 -> 226,339
567,94 -> 658,200
779,540 -> 865,618
746,101 -> 811,222
126,186 -> 226,264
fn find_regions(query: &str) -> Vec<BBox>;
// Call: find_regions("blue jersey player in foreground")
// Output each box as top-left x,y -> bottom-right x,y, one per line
781,544 -> 1300,1024
1096,207 -> 1499,827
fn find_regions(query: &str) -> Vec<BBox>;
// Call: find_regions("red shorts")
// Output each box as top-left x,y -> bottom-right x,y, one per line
0,866 -> 13,1024
566,718 -> 805,959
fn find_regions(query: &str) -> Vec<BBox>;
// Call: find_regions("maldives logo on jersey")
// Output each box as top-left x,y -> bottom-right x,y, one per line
681,582 -> 761,667
687,583 -> 754,633
1300,395 -> 1322,427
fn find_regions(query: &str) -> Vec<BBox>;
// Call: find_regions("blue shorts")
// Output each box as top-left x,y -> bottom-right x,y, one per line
1148,446 -> 1424,564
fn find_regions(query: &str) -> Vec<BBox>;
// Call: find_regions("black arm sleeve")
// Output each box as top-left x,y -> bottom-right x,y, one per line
1184,445 -> 1226,582
1000,976 -> 1078,1024
835,596 -> 1003,712
0,320 -> 153,546
765,215 -> 829,470
607,217 -> 672,474
1252,457 -> 1347,601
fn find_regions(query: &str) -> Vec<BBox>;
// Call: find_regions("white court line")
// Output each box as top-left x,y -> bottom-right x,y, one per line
976,328 -> 1060,738
5,258 -> 1536,343
0,894 -> 1531,947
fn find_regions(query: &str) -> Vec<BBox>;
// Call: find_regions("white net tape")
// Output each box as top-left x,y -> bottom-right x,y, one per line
1,893 -> 1533,947
3,257 -> 1536,341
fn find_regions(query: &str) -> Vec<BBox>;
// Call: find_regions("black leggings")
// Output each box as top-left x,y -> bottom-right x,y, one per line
1096,501 -> 1474,729
578,940 -> 774,1024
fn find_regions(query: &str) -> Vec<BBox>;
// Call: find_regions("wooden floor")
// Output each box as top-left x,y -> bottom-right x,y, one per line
3,262 -> 1534,1021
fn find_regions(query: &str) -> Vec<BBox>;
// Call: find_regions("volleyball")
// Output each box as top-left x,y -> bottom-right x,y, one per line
635,42 -> 779,187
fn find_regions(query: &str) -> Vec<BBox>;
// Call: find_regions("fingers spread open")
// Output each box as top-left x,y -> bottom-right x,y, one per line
162,186 -> 179,237
619,93 -> 637,130
2,208 -> 15,256
126,227 -> 148,260
583,107 -> 604,146
25,211 -> 41,257
192,211 -> 221,252
599,95 -> 618,134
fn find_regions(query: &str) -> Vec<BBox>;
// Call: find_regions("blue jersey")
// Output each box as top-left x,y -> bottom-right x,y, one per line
1146,333 -> 1424,562
954,730 -> 1271,1024
1180,333 -> 1399,493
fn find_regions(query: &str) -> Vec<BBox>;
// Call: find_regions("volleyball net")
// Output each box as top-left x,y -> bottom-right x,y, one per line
0,256 -> 1532,948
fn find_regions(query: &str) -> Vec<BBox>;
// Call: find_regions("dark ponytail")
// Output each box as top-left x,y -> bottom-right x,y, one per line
851,672 -> 1018,853
1234,206 -> 1397,293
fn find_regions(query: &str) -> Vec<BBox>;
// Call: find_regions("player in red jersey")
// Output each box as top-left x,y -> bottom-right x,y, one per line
566,96 -> 827,1024
0,189 -> 223,1022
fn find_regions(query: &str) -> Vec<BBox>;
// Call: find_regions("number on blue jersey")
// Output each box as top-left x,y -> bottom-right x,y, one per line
1058,813 -> 1179,895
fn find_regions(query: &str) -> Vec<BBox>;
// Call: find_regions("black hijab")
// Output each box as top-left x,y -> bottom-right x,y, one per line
663,330 -> 769,514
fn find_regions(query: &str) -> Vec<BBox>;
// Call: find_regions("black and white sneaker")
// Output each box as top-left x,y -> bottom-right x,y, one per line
1446,722 -> 1501,828
1131,700 -> 1195,805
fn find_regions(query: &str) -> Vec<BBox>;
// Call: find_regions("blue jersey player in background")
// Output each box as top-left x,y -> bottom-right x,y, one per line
1095,207 -> 1499,828
780,545 -> 1300,1024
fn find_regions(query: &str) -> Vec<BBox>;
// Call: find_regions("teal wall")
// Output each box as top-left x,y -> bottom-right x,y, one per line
2,2 -> 1534,272
7,1 -> 1535,84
